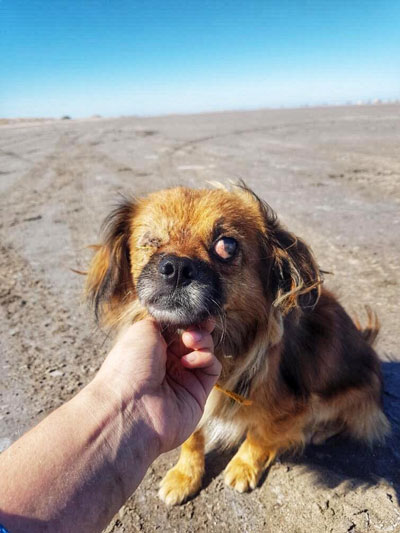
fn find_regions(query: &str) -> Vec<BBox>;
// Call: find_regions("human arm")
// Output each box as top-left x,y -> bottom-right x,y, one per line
0,318 -> 220,533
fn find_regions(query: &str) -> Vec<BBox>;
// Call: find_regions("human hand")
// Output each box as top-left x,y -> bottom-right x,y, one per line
93,318 -> 221,455
0,319 -> 220,533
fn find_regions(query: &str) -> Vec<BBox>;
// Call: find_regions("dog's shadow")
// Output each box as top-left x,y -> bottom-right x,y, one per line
202,362 -> 400,500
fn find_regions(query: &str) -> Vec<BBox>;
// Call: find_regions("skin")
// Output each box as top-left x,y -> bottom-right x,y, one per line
0,318 -> 221,533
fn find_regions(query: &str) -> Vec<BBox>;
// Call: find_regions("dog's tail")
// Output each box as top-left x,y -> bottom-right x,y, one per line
353,306 -> 380,346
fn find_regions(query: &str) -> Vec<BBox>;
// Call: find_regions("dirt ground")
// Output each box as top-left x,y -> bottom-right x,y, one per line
1,105 -> 400,532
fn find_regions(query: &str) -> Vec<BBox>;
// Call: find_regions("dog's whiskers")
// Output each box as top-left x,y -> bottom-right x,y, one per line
206,295 -> 227,349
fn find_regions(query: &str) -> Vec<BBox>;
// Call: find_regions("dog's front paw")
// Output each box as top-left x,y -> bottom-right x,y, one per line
159,466 -> 202,506
224,457 -> 261,493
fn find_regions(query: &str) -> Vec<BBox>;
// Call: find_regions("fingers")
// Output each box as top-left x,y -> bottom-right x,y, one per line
118,318 -> 217,375
180,321 -> 220,394
181,348 -> 221,396
181,321 -> 215,352
181,349 -> 215,370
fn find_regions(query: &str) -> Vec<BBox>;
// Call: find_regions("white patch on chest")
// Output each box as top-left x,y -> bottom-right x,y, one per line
198,310 -> 284,450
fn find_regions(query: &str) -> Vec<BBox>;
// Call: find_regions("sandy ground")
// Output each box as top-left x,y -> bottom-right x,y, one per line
1,105 -> 400,532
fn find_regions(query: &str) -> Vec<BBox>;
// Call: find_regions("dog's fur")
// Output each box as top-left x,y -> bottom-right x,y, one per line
86,184 -> 389,505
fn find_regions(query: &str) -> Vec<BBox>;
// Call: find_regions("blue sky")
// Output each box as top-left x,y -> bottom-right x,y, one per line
1,1 -> 399,118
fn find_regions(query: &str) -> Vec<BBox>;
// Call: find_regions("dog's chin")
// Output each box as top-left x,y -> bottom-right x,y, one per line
146,304 -> 210,329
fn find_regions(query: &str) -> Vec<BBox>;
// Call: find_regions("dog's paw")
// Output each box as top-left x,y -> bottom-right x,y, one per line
224,457 -> 261,493
159,466 -> 202,506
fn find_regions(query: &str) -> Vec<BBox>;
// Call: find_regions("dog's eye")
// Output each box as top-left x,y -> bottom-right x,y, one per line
214,237 -> 238,261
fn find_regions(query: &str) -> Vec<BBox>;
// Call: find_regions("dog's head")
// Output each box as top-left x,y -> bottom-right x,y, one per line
87,184 -> 321,337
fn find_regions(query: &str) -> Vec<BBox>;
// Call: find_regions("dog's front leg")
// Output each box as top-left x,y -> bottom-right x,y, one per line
224,431 -> 276,493
159,429 -> 205,505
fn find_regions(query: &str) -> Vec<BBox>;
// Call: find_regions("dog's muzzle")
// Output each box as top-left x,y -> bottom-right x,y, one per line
137,253 -> 224,327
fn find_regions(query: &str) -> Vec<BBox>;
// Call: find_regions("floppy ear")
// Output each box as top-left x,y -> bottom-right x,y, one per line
86,198 -> 136,323
237,182 -> 322,315
267,223 -> 322,315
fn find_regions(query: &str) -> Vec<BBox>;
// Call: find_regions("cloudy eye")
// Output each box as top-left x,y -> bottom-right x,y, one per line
213,237 -> 238,261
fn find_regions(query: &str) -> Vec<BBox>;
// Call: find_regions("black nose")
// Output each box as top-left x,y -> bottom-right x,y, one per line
158,255 -> 198,286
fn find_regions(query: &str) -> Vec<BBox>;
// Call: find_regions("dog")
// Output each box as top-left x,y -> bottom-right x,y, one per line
86,183 -> 389,505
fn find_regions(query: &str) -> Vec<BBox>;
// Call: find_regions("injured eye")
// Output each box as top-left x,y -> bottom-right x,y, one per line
213,237 -> 238,261
137,231 -> 162,249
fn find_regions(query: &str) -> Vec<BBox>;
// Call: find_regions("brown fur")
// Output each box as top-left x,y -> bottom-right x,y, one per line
87,183 -> 389,505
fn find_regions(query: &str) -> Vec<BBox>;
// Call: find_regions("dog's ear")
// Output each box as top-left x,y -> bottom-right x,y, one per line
267,223 -> 322,315
237,182 -> 322,315
86,198 -> 136,323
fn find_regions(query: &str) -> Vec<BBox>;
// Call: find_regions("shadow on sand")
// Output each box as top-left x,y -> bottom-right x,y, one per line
292,362 -> 400,498
202,362 -> 400,501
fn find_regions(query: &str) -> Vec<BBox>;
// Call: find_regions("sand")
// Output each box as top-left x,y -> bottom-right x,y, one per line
1,104 -> 399,532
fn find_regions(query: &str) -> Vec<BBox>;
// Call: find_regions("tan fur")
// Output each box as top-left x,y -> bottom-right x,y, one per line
86,184 -> 390,505
224,433 -> 276,492
158,431 -> 205,506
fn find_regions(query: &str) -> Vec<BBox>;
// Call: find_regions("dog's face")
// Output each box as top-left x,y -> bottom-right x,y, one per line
87,185 -> 320,334
132,187 -> 270,328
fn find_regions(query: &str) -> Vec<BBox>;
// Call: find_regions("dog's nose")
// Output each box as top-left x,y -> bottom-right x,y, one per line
158,255 -> 198,286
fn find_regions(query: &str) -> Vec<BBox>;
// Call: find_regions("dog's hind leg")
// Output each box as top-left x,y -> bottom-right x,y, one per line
310,381 -> 390,446
338,389 -> 390,444
159,429 -> 205,505
309,421 -> 344,445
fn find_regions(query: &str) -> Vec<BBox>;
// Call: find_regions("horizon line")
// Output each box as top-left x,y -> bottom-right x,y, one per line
1,98 -> 399,122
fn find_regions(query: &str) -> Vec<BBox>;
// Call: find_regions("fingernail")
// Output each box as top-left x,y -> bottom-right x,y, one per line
188,330 -> 203,342
183,353 -> 197,363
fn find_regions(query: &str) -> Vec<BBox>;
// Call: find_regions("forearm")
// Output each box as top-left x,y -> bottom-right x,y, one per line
0,377 -> 159,533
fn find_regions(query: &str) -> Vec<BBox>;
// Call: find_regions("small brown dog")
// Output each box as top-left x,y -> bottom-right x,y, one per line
87,183 -> 389,505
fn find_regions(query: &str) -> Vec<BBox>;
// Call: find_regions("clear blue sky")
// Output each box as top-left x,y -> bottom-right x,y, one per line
1,0 -> 399,118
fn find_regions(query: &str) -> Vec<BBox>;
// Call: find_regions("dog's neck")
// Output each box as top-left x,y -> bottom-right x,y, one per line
213,307 -> 284,395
